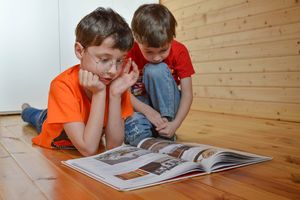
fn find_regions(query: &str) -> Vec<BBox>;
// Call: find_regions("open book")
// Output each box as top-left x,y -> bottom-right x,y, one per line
62,137 -> 271,191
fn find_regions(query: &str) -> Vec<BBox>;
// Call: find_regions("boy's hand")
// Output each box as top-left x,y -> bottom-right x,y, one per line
79,69 -> 106,94
110,59 -> 139,97
145,110 -> 168,130
157,120 -> 177,138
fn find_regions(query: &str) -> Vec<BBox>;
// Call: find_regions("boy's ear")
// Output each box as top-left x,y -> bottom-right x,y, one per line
74,42 -> 84,59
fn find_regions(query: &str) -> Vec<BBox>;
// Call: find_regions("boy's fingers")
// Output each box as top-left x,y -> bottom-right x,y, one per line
79,70 -> 83,84
156,126 -> 165,132
82,70 -> 88,85
129,72 -> 138,82
162,117 -> 168,123
156,122 -> 167,131
87,71 -> 93,85
131,61 -> 139,74
158,129 -> 167,136
158,118 -> 167,126
123,58 -> 131,73
79,69 -> 87,84
155,125 -> 163,131
92,74 -> 99,84
128,61 -> 139,81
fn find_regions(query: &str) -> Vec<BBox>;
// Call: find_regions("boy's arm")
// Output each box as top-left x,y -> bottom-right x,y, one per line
64,91 -> 106,156
105,94 -> 124,149
130,94 -> 167,129
158,77 -> 193,138
105,59 -> 139,149
63,69 -> 106,156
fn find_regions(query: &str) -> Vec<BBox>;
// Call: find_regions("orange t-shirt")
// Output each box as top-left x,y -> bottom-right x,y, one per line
32,65 -> 133,149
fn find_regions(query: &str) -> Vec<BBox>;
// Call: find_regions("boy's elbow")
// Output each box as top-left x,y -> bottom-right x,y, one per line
80,147 -> 98,157
106,140 -> 123,150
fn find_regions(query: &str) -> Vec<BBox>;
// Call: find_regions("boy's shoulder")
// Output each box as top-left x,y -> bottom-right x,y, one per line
168,40 -> 191,61
48,65 -> 83,99
52,65 -> 80,84
171,40 -> 188,51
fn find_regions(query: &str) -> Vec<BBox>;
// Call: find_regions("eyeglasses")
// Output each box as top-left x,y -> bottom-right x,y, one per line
85,50 -> 126,73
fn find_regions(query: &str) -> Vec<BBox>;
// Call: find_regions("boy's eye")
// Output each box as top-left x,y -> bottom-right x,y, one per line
99,58 -> 110,63
116,59 -> 123,64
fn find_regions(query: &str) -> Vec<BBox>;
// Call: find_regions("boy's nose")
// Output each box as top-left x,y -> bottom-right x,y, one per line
107,63 -> 117,74
153,55 -> 162,62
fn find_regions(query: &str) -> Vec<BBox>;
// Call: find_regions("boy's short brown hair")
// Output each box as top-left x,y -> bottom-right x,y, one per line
131,4 -> 177,48
76,7 -> 133,51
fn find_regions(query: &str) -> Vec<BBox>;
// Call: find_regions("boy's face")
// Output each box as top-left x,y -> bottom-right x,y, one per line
75,37 -> 127,85
137,42 -> 171,64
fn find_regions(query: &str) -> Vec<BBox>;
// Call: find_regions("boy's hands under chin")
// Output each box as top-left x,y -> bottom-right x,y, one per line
110,58 -> 139,97
79,69 -> 106,94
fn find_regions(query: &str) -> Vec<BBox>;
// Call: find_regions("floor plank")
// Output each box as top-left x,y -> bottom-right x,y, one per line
0,144 -> 47,200
0,111 -> 300,200
0,125 -> 142,200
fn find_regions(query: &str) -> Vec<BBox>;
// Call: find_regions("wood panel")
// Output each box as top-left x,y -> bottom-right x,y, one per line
171,0 -> 247,21
184,22 -> 300,51
194,56 -> 300,74
161,0 -> 206,11
177,6 -> 300,41
205,0 -> 300,24
191,97 -> 300,122
162,0 -> 300,121
193,86 -> 300,103
193,72 -> 300,87
190,39 -> 300,62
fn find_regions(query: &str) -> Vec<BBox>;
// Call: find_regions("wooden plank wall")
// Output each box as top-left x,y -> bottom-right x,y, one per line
160,0 -> 300,122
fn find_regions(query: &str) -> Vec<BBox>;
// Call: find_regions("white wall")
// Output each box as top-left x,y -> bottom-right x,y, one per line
0,0 -> 158,113
0,0 -> 60,113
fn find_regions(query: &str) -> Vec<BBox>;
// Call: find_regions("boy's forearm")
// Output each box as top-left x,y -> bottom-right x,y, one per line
173,77 -> 193,129
105,95 -> 124,149
173,92 -> 193,129
81,91 -> 106,155
130,93 -> 155,115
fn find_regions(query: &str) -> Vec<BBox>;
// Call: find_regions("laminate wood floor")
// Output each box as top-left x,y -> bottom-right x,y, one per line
1,110 -> 300,200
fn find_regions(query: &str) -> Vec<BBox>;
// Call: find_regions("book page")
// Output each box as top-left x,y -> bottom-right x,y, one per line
137,138 -> 216,162
204,148 -> 272,172
62,145 -> 205,191
137,138 -> 271,172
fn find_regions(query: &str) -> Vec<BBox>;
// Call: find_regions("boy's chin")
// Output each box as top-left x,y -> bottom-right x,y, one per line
149,60 -> 163,64
100,77 -> 113,85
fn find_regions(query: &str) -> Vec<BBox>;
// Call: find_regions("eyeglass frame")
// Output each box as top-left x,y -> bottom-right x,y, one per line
82,46 -> 127,73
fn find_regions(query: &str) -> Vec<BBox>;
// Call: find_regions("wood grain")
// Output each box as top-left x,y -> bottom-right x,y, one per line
162,0 -> 300,122
1,112 -> 299,199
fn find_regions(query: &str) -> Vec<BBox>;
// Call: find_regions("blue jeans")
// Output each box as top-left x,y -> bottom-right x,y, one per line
21,107 -> 47,133
125,62 -> 180,146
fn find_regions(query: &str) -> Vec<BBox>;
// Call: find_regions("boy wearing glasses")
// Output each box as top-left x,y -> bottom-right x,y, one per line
21,8 -> 139,156
125,4 -> 195,143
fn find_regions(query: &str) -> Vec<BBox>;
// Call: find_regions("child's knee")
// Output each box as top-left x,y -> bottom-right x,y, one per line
144,62 -> 169,78
124,112 -> 153,146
